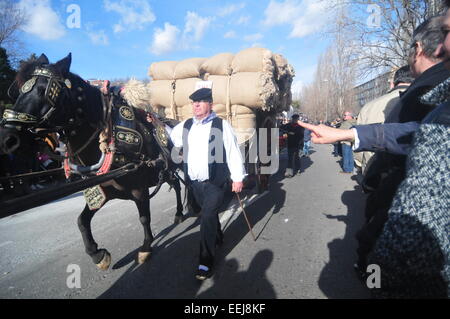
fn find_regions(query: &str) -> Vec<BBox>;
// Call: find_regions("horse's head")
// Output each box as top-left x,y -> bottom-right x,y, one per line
0,53 -> 90,154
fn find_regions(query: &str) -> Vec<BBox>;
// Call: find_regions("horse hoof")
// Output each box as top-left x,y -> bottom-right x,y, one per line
138,251 -> 151,264
96,250 -> 111,271
174,215 -> 185,224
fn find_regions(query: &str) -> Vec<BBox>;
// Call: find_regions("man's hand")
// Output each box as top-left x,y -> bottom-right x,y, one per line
297,121 -> 355,144
232,181 -> 244,193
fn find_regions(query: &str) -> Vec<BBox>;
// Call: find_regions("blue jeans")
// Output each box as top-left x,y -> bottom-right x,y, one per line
341,144 -> 354,173
303,141 -> 311,156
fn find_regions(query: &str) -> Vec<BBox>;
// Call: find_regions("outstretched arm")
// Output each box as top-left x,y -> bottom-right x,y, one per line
297,122 -> 355,144
298,121 -> 420,156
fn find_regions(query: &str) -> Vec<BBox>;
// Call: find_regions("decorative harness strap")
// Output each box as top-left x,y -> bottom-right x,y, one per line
64,83 -> 114,178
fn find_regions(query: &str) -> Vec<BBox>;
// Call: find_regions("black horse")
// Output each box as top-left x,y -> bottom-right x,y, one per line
0,53 -> 187,270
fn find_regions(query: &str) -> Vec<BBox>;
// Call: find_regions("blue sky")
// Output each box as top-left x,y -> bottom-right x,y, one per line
15,0 -> 335,94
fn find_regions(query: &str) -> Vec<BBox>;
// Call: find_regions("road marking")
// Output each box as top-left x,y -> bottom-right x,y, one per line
163,205 -> 177,213
0,241 -> 13,248
220,191 -> 268,226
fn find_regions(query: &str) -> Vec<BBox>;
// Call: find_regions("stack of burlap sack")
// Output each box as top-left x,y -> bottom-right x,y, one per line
147,48 -> 295,144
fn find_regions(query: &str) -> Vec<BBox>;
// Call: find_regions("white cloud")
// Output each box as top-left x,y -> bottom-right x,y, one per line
149,12 -> 212,56
289,1 -> 329,38
17,0 -> 66,40
103,0 -> 156,33
183,11 -> 212,42
263,0 -> 301,26
218,3 -> 246,17
244,33 -> 263,42
235,15 -> 251,25
88,30 -> 110,46
149,23 -> 180,55
263,0 -> 330,38
224,31 -> 236,39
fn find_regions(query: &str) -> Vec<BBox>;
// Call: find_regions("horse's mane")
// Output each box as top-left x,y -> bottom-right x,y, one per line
16,57 -> 86,89
122,79 -> 152,111
16,59 -> 46,87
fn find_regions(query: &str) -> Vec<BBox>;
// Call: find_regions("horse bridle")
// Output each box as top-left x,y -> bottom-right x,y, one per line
2,67 -> 74,131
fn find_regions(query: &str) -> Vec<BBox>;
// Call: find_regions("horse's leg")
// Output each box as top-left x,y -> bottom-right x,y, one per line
172,178 -> 185,224
77,204 -> 111,270
134,192 -> 154,264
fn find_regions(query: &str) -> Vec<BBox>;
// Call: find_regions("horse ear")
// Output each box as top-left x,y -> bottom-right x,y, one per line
55,53 -> 72,75
37,54 -> 49,64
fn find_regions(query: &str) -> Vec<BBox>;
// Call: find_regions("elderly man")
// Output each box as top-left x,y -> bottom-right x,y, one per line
168,88 -> 246,280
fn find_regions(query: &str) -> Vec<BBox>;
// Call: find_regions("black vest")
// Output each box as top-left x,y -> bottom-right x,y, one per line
182,117 -> 231,187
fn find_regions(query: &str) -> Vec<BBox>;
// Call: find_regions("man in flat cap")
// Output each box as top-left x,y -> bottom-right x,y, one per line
168,87 -> 246,280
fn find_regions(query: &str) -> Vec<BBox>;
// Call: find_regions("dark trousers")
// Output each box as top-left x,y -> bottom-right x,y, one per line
287,148 -> 300,173
191,181 -> 225,268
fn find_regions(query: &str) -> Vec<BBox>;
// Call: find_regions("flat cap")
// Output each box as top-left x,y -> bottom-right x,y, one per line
189,88 -> 213,102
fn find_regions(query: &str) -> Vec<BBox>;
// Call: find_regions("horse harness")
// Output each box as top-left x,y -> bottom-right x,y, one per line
3,67 -> 176,209
65,87 -> 176,209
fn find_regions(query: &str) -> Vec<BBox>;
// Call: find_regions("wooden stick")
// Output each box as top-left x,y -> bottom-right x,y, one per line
236,193 -> 256,241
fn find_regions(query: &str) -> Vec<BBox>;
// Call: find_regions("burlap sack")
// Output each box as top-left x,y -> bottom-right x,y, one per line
201,53 -> 234,76
230,105 -> 256,145
212,104 -> 227,116
177,104 -> 194,121
174,78 -> 202,107
231,48 -> 274,74
148,80 -> 174,109
148,61 -> 178,80
213,104 -> 253,116
272,53 -> 295,98
273,54 -> 292,80
229,72 -> 279,110
173,58 -> 207,79
205,75 -> 229,105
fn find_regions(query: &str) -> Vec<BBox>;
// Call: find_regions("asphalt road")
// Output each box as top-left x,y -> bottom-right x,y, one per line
0,144 -> 371,299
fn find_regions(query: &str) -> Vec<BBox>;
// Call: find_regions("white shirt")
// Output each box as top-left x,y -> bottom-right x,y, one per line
352,128 -> 360,150
169,114 -> 246,182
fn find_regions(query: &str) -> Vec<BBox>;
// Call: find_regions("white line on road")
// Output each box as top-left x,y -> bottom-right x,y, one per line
0,241 -> 13,248
163,205 -> 177,213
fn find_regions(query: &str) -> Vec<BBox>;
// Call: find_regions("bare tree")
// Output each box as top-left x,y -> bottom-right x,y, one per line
0,0 -> 26,66
324,0 -> 445,79
299,29 -> 358,122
